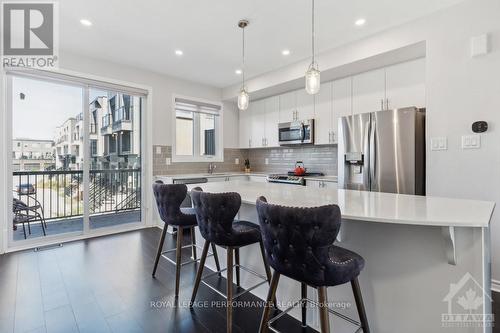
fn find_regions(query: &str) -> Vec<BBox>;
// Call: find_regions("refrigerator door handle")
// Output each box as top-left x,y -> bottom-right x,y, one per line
363,119 -> 371,190
369,118 -> 377,191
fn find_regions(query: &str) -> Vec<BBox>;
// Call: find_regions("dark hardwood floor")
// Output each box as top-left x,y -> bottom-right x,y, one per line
0,228 -> 317,333
493,292 -> 500,333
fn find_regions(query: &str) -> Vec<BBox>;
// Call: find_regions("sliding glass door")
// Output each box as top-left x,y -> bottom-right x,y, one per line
87,88 -> 142,230
7,73 -> 145,247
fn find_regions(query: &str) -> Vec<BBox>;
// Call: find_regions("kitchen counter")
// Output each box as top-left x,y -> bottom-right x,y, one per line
183,179 -> 494,333
187,180 -> 494,228
156,171 -> 269,180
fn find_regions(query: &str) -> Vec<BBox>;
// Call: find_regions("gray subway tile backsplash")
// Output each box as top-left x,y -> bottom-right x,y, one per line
153,145 -> 338,176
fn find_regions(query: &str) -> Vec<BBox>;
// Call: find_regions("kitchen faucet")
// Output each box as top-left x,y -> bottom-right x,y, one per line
208,162 -> 217,174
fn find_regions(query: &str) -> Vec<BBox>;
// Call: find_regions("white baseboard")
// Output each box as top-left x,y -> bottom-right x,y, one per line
491,279 -> 500,293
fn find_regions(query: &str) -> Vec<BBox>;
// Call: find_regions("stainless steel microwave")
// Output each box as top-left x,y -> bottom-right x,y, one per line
278,119 -> 314,145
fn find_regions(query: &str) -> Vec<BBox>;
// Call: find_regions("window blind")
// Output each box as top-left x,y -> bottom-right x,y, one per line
175,97 -> 221,116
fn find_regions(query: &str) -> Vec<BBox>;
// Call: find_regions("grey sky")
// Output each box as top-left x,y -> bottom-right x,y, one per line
12,76 -> 107,141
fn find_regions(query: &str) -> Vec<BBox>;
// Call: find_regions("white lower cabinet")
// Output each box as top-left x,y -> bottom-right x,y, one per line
306,180 -> 337,189
248,175 -> 267,183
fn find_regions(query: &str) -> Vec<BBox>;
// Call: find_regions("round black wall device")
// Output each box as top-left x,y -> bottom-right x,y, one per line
472,121 -> 488,133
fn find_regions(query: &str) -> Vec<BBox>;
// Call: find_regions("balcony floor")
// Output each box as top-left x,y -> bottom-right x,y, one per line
13,210 -> 141,241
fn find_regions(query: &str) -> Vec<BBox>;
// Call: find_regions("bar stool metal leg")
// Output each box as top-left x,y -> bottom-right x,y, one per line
259,272 -> 280,333
227,247 -> 234,333
235,248 -> 240,287
259,240 -> 272,283
351,278 -> 370,333
190,241 -> 210,306
152,225 -> 167,277
174,227 -> 184,298
318,287 -> 330,333
301,283 -> 307,327
211,243 -> 222,276
190,226 -> 197,260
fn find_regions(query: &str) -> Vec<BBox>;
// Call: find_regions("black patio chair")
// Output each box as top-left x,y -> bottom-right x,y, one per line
13,196 -> 47,239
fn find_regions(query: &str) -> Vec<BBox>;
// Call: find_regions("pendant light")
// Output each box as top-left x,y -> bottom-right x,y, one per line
305,0 -> 320,95
237,20 -> 250,111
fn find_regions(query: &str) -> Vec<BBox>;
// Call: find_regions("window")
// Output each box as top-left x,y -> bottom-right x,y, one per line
173,97 -> 222,162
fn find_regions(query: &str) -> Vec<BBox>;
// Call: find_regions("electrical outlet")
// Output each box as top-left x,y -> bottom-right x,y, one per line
431,137 -> 447,151
235,158 -> 239,165
165,157 -> 171,165
265,158 -> 269,165
156,146 -> 162,155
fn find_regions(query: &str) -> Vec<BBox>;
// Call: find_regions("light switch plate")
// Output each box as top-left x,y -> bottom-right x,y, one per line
471,34 -> 490,57
462,135 -> 481,149
165,157 -> 171,165
265,158 -> 269,165
156,146 -> 162,155
431,137 -> 448,151
235,158 -> 239,165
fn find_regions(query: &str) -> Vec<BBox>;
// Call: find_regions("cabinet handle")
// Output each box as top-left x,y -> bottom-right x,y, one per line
386,98 -> 389,110
249,139 -> 251,148
381,99 -> 384,110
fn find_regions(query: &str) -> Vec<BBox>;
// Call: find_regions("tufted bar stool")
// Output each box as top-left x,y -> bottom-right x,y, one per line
256,196 -> 370,333
152,181 -> 221,298
190,189 -> 273,333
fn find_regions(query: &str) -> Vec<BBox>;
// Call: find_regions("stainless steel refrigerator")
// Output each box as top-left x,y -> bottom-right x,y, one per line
337,107 -> 426,195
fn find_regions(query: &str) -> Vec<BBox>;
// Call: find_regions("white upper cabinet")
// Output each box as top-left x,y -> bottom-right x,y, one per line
352,68 -> 385,115
296,89 -> 315,120
238,105 -> 251,148
265,96 -> 280,147
385,58 -> 425,110
332,77 -> 352,144
279,91 -> 296,123
314,81 -> 333,145
239,59 -> 425,149
250,99 -> 266,148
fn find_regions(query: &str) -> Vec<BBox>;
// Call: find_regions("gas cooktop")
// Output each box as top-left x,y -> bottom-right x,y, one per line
267,172 -> 325,185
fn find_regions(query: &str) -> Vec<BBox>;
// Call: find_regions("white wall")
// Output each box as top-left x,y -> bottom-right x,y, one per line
223,0 -> 500,282
59,51 -> 239,147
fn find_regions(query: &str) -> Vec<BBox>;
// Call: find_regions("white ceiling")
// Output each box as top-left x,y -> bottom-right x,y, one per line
59,0 -> 465,88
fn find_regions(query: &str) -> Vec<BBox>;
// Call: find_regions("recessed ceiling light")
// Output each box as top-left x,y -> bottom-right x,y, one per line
282,49 -> 291,56
175,49 -> 183,56
80,19 -> 92,27
355,18 -> 366,26
235,69 -> 242,75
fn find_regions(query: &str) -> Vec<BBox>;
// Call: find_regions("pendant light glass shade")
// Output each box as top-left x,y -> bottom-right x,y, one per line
238,88 -> 249,110
305,63 -> 320,95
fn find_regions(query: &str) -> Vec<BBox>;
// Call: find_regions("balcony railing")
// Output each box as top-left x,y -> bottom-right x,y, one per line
13,169 -> 141,223
114,106 -> 132,123
101,114 -> 111,129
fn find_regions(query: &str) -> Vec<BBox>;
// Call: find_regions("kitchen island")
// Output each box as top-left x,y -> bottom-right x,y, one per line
182,180 -> 494,333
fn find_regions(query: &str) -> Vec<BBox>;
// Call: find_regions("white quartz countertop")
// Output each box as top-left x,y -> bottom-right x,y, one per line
187,180 -> 494,228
